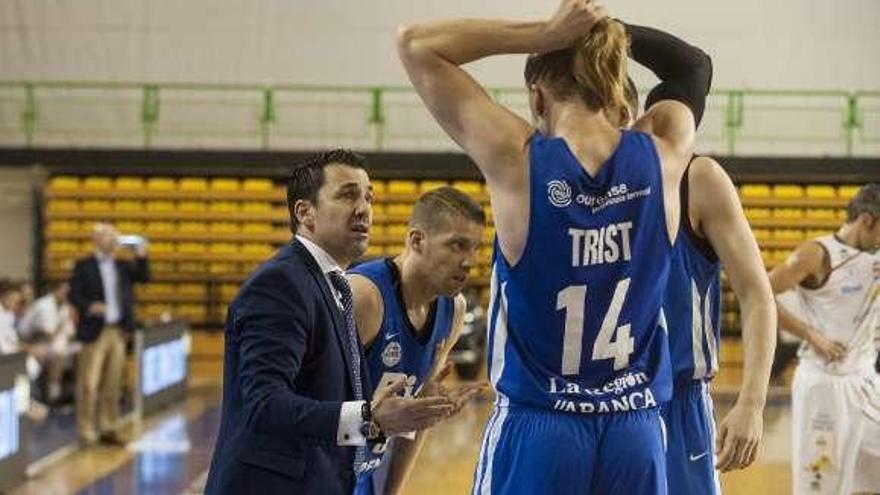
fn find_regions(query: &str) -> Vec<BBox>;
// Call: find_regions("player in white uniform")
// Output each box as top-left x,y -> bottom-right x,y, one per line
769,183 -> 880,494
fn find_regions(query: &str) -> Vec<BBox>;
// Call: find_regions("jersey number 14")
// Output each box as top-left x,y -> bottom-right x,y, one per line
556,278 -> 634,375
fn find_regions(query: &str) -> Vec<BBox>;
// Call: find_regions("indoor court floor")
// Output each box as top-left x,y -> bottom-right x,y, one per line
9,374 -> 793,495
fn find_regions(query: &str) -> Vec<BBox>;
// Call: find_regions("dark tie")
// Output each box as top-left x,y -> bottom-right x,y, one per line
328,270 -> 366,472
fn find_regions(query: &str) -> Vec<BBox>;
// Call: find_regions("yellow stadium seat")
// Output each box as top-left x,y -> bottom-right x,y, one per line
241,243 -> 273,256
371,204 -> 386,216
115,221 -> 145,235
385,244 -> 405,256
210,222 -> 240,234
483,226 -> 496,243
241,201 -> 271,213
177,261 -> 205,273
46,241 -> 80,254
752,229 -> 773,244
371,181 -> 387,195
364,245 -> 384,258
241,222 -> 272,234
176,283 -> 206,297
210,178 -> 240,192
805,229 -> 832,239
47,176 -> 80,191
46,200 -> 79,213
178,201 -> 207,212
370,225 -> 387,238
386,204 -> 413,218
387,180 -> 417,195
141,283 -> 174,296
209,262 -> 236,274
145,221 -> 175,234
242,179 -> 274,192
176,304 -> 207,321
146,177 -> 176,191
805,209 -> 836,220
150,261 -> 176,273
209,201 -> 239,213
452,181 -> 483,195
772,229 -> 805,241
772,208 -> 804,219
46,220 -> 80,233
760,250 -> 773,266
179,177 -> 208,192
145,200 -> 175,212
114,199 -> 142,212
210,243 -> 239,255
82,177 -> 112,190
114,177 -> 144,191
805,185 -> 835,199
744,208 -> 771,221
739,184 -> 771,199
149,242 -> 175,254
723,313 -> 739,331
386,224 -> 408,239
178,242 -> 207,255
837,209 -> 848,220
220,284 -> 240,300
81,200 -> 112,212
773,250 -> 792,265
838,185 -> 860,200
178,221 -> 208,233
772,184 -> 804,199
419,180 -> 448,193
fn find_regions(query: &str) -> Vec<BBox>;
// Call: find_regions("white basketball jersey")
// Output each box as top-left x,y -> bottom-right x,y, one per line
795,236 -> 880,374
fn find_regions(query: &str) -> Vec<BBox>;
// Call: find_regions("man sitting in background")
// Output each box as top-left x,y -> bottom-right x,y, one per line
0,279 -> 49,422
19,281 -> 81,404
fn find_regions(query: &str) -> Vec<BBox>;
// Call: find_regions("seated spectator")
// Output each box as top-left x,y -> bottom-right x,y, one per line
0,279 -> 48,422
19,281 -> 81,403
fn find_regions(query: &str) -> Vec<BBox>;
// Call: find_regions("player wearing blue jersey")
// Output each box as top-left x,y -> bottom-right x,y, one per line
398,1 -> 710,493
660,155 -> 775,493
621,24 -> 776,493
350,186 -> 487,495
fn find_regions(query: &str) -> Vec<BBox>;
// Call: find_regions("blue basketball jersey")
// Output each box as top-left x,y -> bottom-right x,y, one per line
487,129 -> 673,415
664,161 -> 722,387
349,258 -> 455,493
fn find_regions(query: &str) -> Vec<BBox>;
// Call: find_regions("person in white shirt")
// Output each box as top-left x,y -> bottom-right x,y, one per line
0,279 -> 49,422
769,183 -> 880,494
19,281 -> 81,403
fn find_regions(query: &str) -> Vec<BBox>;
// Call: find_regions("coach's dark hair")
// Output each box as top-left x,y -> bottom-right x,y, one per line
286,149 -> 367,233
846,183 -> 880,223
409,186 -> 486,233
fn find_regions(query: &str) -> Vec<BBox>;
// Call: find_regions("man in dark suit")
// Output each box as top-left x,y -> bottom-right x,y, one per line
205,149 -> 455,495
68,223 -> 150,446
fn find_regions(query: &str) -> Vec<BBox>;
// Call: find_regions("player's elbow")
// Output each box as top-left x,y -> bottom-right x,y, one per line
693,49 -> 713,94
396,24 -> 421,58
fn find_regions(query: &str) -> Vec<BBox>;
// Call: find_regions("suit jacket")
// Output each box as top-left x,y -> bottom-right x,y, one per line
205,240 -> 369,495
68,254 -> 150,343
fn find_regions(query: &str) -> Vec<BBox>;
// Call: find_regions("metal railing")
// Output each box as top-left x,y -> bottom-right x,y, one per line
0,81 -> 878,157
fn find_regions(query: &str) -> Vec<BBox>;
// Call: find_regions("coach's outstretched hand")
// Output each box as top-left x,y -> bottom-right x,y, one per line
372,376 -> 456,436
715,401 -> 763,472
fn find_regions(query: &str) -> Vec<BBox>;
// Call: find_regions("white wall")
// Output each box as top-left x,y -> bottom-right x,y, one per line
2,0 -> 878,90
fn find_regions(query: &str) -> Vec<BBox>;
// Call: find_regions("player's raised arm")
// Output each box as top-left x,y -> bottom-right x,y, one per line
629,22 -> 712,157
396,0 -> 606,184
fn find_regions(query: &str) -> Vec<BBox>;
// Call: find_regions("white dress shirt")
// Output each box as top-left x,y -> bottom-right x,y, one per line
95,252 -> 122,324
294,235 -> 367,447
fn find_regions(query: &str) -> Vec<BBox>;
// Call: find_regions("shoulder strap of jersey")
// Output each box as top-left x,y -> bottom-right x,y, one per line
680,154 -> 718,262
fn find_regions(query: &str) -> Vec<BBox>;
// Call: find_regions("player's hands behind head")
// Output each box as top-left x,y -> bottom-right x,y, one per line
540,0 -> 609,53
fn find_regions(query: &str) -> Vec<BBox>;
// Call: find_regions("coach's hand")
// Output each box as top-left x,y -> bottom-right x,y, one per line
715,401 -> 763,472
807,330 -> 847,362
372,376 -> 455,436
